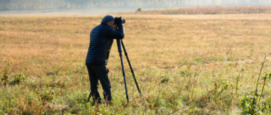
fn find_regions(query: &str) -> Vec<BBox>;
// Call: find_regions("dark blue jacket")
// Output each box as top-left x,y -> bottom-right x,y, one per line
86,23 -> 124,65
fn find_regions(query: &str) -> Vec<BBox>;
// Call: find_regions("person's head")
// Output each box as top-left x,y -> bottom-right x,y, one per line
101,15 -> 115,28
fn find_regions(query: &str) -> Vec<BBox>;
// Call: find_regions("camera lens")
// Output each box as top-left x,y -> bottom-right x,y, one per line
122,19 -> 125,24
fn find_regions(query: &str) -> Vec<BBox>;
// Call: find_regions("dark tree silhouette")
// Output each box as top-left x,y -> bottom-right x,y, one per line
0,0 -> 11,10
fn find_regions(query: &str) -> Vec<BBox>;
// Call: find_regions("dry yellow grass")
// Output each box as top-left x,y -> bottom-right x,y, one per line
0,14 -> 271,114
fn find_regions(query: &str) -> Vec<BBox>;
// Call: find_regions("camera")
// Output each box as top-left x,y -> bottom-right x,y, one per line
115,17 -> 125,24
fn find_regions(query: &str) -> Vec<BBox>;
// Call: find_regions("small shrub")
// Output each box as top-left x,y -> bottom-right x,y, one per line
240,95 -> 261,115
40,91 -> 54,103
262,98 -> 271,113
137,7 -> 142,12
161,77 -> 169,83
9,73 -> 25,85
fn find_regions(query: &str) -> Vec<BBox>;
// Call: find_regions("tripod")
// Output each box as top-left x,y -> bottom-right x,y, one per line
116,39 -> 141,103
87,39 -> 141,103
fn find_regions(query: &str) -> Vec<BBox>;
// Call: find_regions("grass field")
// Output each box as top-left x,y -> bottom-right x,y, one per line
1,14 -> 271,114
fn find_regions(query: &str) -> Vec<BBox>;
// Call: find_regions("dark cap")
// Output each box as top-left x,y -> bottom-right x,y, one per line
101,15 -> 115,24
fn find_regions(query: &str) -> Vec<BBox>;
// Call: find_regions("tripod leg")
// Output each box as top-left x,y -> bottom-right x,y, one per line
121,40 -> 142,96
87,93 -> 91,102
117,39 -> 129,103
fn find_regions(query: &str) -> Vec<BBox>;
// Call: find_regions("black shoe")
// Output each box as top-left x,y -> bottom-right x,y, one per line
105,100 -> 113,106
92,98 -> 102,106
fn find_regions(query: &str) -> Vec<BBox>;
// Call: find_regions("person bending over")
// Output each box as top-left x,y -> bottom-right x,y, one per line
85,15 -> 124,104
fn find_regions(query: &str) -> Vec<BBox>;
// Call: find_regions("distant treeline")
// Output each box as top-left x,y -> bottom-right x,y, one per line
126,6 -> 271,14
0,0 -> 271,11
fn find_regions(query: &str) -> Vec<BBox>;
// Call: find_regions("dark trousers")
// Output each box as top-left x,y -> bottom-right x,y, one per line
86,64 -> 112,102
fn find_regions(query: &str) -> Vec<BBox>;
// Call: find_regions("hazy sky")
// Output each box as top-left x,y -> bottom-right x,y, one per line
0,0 -> 270,15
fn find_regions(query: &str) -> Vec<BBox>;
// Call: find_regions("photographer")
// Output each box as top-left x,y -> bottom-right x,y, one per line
85,15 -> 124,105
